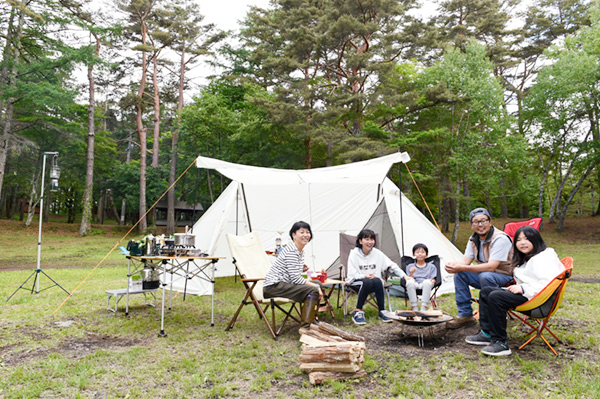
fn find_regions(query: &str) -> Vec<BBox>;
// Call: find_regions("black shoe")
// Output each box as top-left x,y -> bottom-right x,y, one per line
465,331 -> 492,346
481,340 -> 512,356
447,316 -> 477,329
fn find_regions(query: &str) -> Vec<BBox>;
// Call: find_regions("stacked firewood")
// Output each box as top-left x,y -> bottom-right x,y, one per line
298,322 -> 367,385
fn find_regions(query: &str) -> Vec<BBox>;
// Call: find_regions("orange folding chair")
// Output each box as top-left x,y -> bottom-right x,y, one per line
508,257 -> 573,355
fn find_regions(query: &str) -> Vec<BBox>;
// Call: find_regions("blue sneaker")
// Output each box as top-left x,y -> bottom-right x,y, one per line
379,310 -> 393,323
352,310 -> 366,325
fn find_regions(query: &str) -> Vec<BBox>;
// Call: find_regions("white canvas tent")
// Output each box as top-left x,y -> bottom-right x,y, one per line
178,153 -> 463,297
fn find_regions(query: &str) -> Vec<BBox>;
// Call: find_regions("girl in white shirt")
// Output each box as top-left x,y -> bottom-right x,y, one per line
347,229 -> 405,325
465,226 -> 564,356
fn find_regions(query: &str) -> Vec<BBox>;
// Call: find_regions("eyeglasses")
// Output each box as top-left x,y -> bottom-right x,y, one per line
471,219 -> 490,226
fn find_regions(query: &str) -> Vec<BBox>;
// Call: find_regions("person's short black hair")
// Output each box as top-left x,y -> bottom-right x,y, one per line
289,221 -> 312,241
412,243 -> 428,255
355,229 -> 376,248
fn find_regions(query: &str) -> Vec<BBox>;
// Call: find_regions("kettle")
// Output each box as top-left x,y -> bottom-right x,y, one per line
145,235 -> 156,256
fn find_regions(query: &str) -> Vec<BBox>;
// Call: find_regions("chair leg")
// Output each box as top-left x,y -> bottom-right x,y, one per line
226,287 -> 254,331
516,317 -> 560,355
386,289 -> 393,312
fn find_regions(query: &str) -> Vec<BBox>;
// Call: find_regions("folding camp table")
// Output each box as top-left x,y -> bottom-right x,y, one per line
123,255 -> 224,337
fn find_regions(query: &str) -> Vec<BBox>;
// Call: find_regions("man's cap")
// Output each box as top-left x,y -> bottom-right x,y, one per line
469,207 -> 491,222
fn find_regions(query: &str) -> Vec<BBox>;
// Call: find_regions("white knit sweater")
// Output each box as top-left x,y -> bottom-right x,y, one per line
514,247 -> 564,300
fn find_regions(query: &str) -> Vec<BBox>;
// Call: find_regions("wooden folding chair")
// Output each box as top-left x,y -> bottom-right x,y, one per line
400,255 -> 442,309
508,257 -> 573,355
225,232 -> 301,340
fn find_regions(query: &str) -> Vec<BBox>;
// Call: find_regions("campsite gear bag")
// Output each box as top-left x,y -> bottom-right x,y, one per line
126,240 -> 143,256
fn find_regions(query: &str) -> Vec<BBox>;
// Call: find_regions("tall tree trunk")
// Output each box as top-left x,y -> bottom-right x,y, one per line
557,163 -> 596,231
120,131 -> 132,225
167,46 -> 186,235
8,184 -> 18,219
151,53 -> 160,168
107,189 -> 120,224
550,129 -> 593,223
79,36 -> 99,236
97,190 -> 105,225
25,158 -> 41,227
137,14 -> 150,233
0,8 -> 22,202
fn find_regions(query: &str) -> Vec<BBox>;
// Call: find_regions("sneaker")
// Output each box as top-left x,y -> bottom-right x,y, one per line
411,306 -> 419,311
379,311 -> 393,323
420,306 -> 429,312
481,340 -> 512,356
465,330 -> 492,346
352,310 -> 366,325
447,316 -> 477,329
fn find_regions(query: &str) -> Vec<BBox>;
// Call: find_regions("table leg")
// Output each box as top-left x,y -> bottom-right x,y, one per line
158,282 -> 167,337
126,258 -> 131,316
211,260 -> 215,327
169,269 -> 173,310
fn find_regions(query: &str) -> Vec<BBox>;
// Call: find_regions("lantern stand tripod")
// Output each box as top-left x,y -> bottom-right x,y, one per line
7,152 -> 70,301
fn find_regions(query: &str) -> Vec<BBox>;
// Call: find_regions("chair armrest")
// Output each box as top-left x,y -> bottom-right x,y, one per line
241,278 -> 265,282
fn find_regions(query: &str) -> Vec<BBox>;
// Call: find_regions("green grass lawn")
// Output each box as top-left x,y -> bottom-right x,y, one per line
1,217 -> 599,398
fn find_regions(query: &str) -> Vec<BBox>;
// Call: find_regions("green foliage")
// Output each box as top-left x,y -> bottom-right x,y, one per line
181,79 -> 306,169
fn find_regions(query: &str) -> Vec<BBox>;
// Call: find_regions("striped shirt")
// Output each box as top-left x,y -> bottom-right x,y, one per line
263,242 -> 307,287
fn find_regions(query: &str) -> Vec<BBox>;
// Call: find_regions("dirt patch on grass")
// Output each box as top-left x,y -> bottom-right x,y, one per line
321,316 -> 594,362
1,332 -> 142,367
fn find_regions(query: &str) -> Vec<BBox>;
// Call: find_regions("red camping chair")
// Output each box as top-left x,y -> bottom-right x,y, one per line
508,257 -> 573,355
503,217 -> 543,240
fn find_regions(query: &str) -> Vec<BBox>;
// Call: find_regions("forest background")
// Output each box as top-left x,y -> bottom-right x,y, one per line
1,0 -> 599,243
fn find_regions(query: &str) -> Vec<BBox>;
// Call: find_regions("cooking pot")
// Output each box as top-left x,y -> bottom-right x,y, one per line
174,233 -> 195,246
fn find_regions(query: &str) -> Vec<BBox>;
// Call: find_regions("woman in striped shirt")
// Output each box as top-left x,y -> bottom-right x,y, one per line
263,221 -> 322,326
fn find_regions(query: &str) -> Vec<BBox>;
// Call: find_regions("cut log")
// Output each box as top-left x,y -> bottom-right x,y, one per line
309,369 -> 367,385
300,362 -> 360,373
316,321 -> 365,342
299,344 -> 363,364
299,327 -> 347,343
298,321 -> 367,381
300,336 -> 366,349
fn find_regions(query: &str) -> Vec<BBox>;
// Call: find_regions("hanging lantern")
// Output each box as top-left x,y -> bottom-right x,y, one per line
49,154 -> 60,192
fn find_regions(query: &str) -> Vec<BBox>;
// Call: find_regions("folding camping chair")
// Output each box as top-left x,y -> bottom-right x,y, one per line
225,232 -> 301,340
337,233 -> 394,316
400,255 -> 442,309
508,257 -> 573,355
471,217 -> 544,316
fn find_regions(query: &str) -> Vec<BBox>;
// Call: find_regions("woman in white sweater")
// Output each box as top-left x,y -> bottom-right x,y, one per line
347,229 -> 405,325
465,226 -> 564,356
